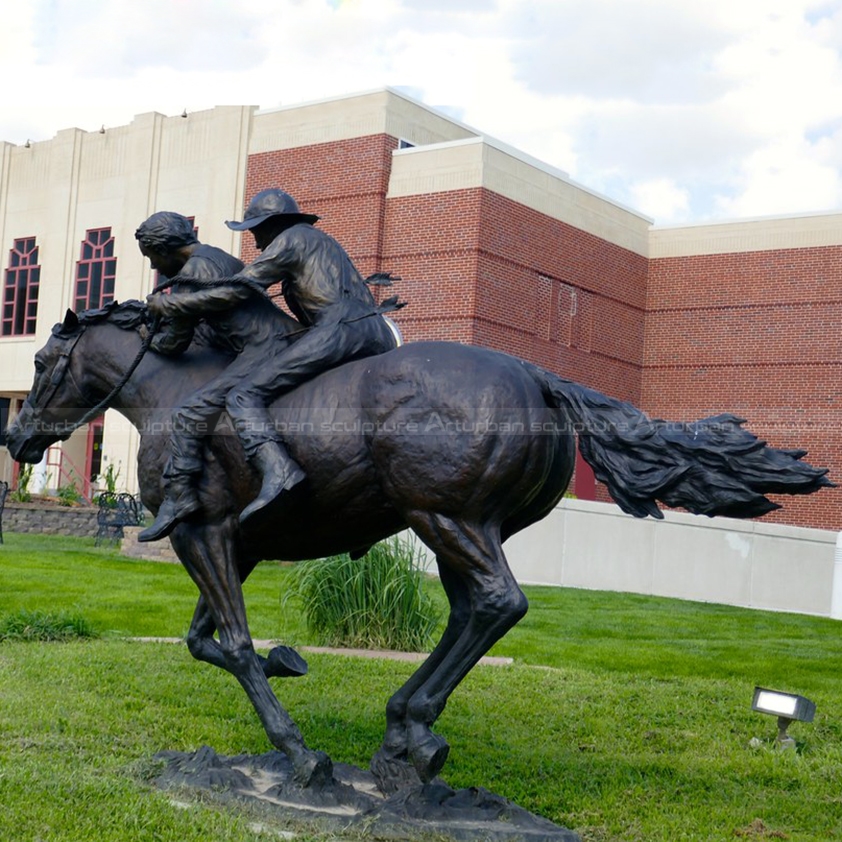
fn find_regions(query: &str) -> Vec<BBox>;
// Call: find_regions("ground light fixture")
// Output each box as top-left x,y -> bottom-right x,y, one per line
751,686 -> 816,748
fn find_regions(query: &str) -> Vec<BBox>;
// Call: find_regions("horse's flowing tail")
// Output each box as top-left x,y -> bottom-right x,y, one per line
523,362 -> 833,519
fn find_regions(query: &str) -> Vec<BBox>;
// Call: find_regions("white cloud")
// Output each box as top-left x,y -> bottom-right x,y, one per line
629,178 -> 690,222
1,0 -> 841,224
504,0 -> 734,104
715,138 -> 842,219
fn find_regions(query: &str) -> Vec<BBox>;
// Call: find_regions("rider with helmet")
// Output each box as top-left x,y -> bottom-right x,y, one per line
139,190 -> 401,542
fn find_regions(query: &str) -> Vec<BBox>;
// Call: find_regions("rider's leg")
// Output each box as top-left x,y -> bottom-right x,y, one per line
139,389 -> 226,542
228,320 -> 396,524
224,392 -> 306,525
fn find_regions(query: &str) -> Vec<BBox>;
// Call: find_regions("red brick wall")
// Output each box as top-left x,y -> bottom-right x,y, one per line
239,135 -> 398,277
643,246 -> 842,529
380,189 -> 481,344
241,139 -> 841,525
240,139 -> 653,505
472,190 -> 648,404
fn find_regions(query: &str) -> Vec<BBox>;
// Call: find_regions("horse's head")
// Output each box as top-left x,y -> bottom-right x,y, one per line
6,300 -> 148,464
6,310 -> 93,463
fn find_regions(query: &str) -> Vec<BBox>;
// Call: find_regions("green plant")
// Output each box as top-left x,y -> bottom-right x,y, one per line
56,480 -> 81,506
10,463 -> 33,502
0,608 -> 98,641
286,535 -> 441,651
102,460 -> 121,494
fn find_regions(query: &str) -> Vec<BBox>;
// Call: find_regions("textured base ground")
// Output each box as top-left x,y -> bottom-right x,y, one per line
153,746 -> 580,842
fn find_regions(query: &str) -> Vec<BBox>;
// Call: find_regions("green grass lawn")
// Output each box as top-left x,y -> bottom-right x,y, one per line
1,532 -> 842,841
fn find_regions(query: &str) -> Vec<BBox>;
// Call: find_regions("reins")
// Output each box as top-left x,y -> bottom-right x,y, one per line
46,318 -> 160,438
152,274 -> 269,297
38,271 -> 406,437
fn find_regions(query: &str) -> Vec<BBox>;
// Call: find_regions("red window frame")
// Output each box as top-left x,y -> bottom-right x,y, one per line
2,237 -> 40,336
74,227 -> 116,311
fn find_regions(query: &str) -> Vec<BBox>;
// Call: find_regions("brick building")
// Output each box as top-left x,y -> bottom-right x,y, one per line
1,89 -> 839,529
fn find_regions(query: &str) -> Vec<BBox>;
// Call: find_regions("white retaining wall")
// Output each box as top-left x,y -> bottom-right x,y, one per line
423,499 -> 841,618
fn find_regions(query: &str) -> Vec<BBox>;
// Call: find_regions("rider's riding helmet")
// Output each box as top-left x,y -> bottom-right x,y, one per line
225,189 -> 320,231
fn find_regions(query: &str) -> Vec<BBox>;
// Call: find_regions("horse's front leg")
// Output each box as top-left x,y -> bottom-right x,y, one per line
169,519 -> 330,786
186,595 -> 308,678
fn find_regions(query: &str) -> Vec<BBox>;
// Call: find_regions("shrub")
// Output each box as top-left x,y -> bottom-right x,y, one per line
0,609 -> 98,642
56,481 -> 81,507
102,461 -> 121,494
286,536 -> 441,652
10,463 -> 33,503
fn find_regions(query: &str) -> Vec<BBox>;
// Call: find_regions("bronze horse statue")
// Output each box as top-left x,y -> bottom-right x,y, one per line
6,300 -> 831,790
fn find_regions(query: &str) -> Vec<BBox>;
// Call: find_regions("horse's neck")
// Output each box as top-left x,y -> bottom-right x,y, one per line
86,324 -> 225,429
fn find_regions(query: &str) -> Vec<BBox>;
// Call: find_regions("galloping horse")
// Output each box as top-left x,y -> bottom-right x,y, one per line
6,300 -> 831,790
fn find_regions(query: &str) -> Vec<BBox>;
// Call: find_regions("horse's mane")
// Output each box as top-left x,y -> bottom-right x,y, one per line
53,298 -> 237,367
53,300 -> 148,339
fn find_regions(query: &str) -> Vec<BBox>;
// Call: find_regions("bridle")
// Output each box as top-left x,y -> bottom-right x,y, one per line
28,319 -> 158,439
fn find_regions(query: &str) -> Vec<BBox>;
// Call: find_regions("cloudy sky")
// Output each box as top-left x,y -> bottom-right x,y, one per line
2,0 -> 842,225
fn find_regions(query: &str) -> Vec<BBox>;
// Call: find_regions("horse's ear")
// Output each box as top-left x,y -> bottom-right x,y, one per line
62,310 -> 79,331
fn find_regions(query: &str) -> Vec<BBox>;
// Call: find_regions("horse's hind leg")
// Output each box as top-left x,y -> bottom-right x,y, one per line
370,563 -> 471,790
170,521 -> 330,786
375,511 -> 527,784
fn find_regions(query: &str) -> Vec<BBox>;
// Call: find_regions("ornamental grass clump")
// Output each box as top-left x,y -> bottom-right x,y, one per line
287,536 -> 441,652
0,608 -> 98,642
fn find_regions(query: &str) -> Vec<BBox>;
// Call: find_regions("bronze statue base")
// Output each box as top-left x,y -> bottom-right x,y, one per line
153,746 -> 580,842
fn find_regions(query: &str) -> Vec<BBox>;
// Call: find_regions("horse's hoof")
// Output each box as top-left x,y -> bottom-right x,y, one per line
370,748 -> 422,795
408,732 -> 450,782
265,645 -> 308,678
292,750 -> 333,788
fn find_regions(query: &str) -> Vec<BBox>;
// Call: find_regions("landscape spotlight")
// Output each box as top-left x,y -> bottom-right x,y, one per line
751,686 -> 815,748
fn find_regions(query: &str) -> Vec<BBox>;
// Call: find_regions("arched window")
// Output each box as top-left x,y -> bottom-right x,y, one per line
75,227 -> 116,311
2,237 -> 40,336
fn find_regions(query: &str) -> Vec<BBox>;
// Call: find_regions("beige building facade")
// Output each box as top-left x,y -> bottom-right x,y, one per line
1,89 -> 841,530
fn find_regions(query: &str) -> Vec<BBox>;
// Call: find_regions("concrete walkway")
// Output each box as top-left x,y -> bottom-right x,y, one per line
131,637 -> 513,667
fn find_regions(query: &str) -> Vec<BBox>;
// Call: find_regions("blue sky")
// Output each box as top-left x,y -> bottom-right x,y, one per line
2,0 -> 842,225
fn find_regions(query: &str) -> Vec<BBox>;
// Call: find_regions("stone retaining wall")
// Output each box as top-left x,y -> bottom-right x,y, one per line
2,502 -> 99,537
121,526 -> 180,563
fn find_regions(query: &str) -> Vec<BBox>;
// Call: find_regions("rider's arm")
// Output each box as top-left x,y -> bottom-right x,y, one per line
147,283 -> 254,319
233,231 -> 300,288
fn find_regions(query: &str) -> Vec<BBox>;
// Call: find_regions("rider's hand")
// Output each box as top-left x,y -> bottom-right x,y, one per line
146,293 -> 168,317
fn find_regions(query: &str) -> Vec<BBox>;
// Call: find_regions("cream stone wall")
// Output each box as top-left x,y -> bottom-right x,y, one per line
0,105 -> 254,494
251,88 -> 476,154
387,137 -> 652,256
650,210 -> 842,257
501,498 -> 839,618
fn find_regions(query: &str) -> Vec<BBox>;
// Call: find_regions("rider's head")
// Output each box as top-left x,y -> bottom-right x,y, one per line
135,212 -> 199,277
225,189 -> 319,251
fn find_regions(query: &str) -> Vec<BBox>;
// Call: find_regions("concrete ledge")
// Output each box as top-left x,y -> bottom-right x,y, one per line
502,498 -> 839,618
121,526 -> 179,563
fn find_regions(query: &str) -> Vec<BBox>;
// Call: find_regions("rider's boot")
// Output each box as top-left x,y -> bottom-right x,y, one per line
240,441 -> 305,526
138,475 -> 201,542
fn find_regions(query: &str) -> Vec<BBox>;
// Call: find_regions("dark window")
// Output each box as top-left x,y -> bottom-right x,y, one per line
75,227 -> 116,311
1,237 -> 40,336
0,397 -> 9,447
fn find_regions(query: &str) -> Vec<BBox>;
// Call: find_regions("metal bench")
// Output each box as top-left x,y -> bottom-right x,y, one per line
95,491 -> 144,545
